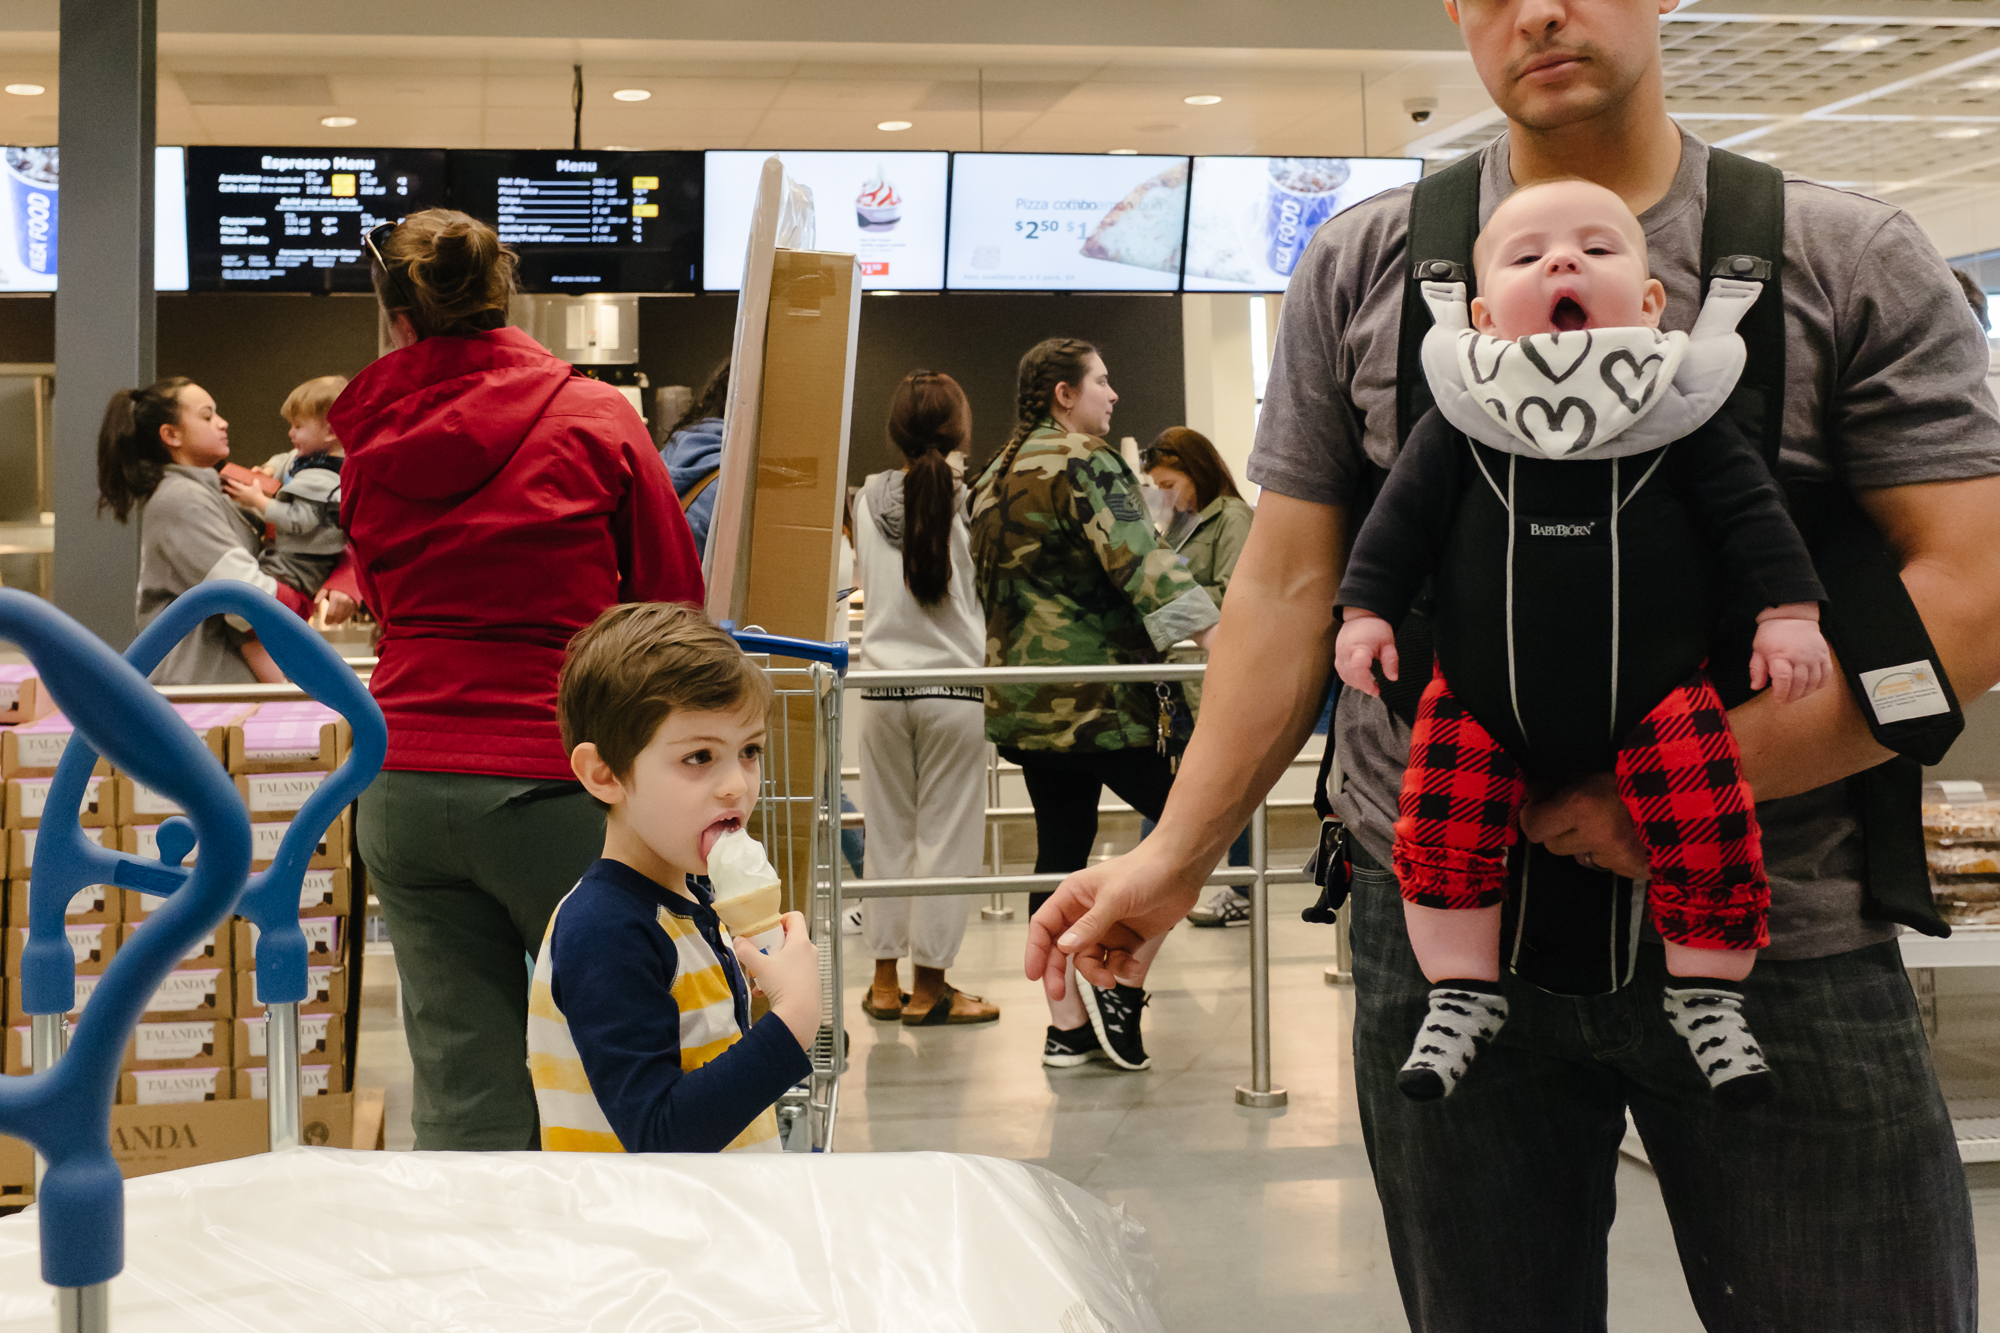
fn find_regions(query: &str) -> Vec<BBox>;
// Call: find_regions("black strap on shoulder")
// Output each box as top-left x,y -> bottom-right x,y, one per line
1699,149 -> 1786,468
1396,153 -> 1485,449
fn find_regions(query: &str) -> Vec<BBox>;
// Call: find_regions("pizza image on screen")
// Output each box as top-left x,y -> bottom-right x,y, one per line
1080,163 -> 1188,274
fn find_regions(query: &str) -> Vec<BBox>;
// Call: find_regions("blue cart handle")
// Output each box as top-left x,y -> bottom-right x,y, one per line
120,583 -> 386,1006
0,590 -> 251,1290
724,625 -> 849,675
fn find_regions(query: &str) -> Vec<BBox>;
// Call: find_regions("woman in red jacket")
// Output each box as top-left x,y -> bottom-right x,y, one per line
335,209 -> 703,1150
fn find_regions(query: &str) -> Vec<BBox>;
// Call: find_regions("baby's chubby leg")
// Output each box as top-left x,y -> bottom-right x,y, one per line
1405,901 -> 1503,984
1664,939 -> 1754,983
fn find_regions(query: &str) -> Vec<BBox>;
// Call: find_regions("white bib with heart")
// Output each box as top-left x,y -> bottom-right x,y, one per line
1418,277 -> 1763,462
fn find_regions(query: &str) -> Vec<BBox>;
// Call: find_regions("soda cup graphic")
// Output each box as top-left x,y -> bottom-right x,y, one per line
4,146 -> 58,279
1262,157 -> 1349,278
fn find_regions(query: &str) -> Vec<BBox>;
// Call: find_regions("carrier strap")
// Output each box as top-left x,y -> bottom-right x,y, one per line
1699,149 -> 1787,471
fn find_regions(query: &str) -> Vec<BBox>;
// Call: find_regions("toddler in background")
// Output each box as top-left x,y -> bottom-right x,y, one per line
221,374 -> 348,598
530,602 -> 820,1153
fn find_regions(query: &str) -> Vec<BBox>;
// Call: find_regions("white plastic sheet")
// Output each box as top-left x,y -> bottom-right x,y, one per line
0,1148 -> 1162,1332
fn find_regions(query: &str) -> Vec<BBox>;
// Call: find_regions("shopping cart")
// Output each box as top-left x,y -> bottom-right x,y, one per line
727,628 -> 847,1153
10,583 -> 383,1332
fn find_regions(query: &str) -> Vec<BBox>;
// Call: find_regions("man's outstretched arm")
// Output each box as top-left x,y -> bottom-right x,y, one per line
1025,491 -> 1346,997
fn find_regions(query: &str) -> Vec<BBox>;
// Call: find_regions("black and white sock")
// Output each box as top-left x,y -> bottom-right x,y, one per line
1662,986 -> 1773,1110
1397,981 -> 1508,1102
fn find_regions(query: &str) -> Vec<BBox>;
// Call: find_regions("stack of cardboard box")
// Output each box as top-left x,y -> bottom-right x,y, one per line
0,699 -> 362,1198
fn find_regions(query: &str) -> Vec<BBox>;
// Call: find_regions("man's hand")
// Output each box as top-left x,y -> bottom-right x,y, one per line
1333,609 -> 1397,697
1026,845 -> 1204,998
314,587 -> 358,626
1519,772 -> 1649,878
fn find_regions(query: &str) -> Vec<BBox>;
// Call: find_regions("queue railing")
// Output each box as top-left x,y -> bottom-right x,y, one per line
844,662 -> 1297,1110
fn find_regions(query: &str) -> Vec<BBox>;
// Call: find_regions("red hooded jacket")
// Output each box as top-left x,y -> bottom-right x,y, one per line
332,327 -> 703,779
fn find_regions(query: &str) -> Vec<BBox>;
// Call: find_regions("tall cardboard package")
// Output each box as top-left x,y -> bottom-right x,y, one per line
741,249 -> 860,913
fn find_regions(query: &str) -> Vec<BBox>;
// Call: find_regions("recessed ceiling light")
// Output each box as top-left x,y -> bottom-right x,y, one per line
1937,126 -> 1986,139
1108,148 -> 1139,155
4,84 -> 45,96
601,145 -> 643,151
1822,34 -> 1888,53
872,290 -> 903,296
877,120 -> 912,131
612,89 -> 650,102
1963,75 -> 2000,92
320,116 -> 357,128
1184,94 -> 1223,106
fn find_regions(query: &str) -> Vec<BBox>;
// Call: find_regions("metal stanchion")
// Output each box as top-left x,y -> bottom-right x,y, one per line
1235,802 -> 1287,1109
267,1001 -> 302,1151
30,1013 -> 66,1188
981,750 -> 1013,921
56,1282 -> 109,1333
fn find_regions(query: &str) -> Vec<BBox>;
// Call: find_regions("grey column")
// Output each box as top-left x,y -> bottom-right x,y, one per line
53,0 -> 156,647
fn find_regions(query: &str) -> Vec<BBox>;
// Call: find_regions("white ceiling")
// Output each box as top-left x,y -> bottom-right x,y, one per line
6,3 -> 2000,257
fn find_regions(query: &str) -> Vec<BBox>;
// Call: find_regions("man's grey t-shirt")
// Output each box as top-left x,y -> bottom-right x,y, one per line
1249,128 -> 2000,960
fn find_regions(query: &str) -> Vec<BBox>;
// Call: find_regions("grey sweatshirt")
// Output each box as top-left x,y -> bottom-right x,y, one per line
136,464 -> 285,685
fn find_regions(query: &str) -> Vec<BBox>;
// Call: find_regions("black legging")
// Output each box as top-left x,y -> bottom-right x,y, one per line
999,745 -> 1177,915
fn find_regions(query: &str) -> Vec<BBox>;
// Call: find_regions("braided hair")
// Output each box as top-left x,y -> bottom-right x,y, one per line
990,337 -> 1099,478
887,370 -> 972,608
97,377 -> 193,522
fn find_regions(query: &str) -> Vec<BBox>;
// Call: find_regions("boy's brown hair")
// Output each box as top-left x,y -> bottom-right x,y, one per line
558,603 -> 774,783
279,375 -> 349,427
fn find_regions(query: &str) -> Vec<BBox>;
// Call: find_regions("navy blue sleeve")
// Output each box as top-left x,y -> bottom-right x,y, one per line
548,898 -> 811,1153
1336,410 -> 1463,622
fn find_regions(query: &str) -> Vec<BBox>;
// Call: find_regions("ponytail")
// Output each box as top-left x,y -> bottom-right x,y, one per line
372,208 -> 516,339
97,377 -> 191,523
886,370 -> 972,608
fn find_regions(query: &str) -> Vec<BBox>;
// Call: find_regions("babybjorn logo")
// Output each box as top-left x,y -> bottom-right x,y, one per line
1528,520 -> 1597,538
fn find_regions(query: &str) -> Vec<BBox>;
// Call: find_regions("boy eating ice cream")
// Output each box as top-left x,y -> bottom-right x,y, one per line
1333,178 -> 1832,1109
529,602 -> 820,1152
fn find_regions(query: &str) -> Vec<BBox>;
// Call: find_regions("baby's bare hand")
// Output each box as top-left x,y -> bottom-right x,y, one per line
1750,616 -> 1832,703
1334,613 -> 1397,697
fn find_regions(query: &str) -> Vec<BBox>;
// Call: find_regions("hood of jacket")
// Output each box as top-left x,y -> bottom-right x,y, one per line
329,327 -> 576,501
863,469 -> 907,549
662,417 -> 725,495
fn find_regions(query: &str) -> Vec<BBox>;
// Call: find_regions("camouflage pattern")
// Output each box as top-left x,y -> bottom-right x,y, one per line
970,423 -> 1220,751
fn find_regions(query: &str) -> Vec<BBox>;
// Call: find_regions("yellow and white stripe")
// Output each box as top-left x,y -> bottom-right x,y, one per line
528,887 -> 780,1153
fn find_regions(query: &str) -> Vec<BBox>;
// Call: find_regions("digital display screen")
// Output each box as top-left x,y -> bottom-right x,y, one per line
703,151 -> 949,291
447,150 -> 702,293
184,146 -> 443,291
945,153 -> 1190,292
1182,156 -> 1422,292
0,146 -> 189,292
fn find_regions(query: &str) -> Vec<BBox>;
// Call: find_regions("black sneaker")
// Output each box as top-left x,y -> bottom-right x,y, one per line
1187,886 -> 1250,928
1042,1023 -> 1107,1068
1080,982 -> 1151,1071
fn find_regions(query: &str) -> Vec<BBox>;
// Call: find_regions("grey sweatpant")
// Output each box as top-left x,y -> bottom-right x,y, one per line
858,696 -> 987,970
357,770 -> 604,1150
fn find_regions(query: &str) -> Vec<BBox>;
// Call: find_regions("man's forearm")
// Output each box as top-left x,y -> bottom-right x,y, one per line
1152,492 -> 1344,876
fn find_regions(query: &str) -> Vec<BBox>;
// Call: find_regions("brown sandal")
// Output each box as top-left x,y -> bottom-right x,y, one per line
861,990 -> 910,1021
903,985 -> 1001,1026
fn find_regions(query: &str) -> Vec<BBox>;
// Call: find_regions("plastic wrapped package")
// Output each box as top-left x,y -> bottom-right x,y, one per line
0,1148 -> 1164,1332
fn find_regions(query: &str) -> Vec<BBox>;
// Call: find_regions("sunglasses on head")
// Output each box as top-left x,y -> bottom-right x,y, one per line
364,219 -> 415,310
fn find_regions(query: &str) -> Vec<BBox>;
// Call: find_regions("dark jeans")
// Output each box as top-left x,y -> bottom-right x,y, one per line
1000,745 -> 1176,915
1349,841 -> 1976,1332
359,770 -> 605,1151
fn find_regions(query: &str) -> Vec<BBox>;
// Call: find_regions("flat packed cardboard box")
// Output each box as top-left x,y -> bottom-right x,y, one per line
1,716 -> 111,779
120,1066 -> 228,1105
235,1010 -> 343,1068
234,769 -> 329,821
5,920 -> 116,974
0,667 -> 56,728
236,965 -> 345,1017
122,813 -> 346,872
4,1023 -> 27,1075
7,880 -> 120,925
0,1125 -> 29,1203
122,920 -> 231,969
228,714 -> 351,774
117,774 -> 185,824
125,1018 -> 231,1070
6,970 -> 100,1020
141,968 -> 231,1022
12,824 -> 105,876
236,1063 -> 342,1100
0,1094 -> 359,1190
234,915 -> 340,966
6,773 -> 114,828
298,866 -> 352,917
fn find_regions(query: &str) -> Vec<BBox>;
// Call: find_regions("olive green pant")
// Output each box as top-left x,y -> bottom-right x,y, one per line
357,770 -> 604,1151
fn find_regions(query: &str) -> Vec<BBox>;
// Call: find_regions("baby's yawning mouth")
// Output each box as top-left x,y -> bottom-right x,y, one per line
1550,296 -> 1589,332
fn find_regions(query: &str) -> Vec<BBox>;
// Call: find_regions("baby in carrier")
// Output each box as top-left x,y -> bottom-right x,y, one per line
1334,178 -> 1831,1109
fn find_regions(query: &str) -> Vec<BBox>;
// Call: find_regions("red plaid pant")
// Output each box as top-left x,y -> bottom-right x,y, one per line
1391,666 -> 1769,950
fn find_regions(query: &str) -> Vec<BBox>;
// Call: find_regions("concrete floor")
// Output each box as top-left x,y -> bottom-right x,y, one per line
355,886 -> 2000,1329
